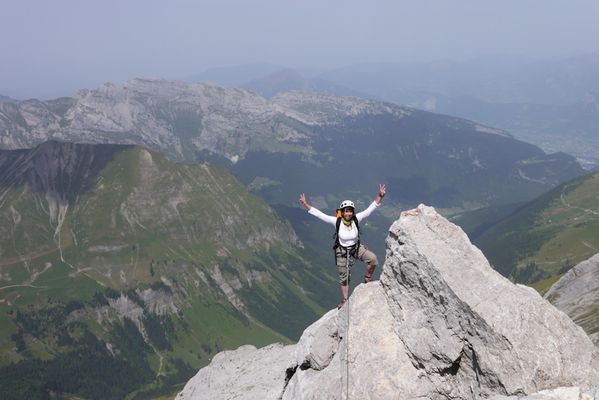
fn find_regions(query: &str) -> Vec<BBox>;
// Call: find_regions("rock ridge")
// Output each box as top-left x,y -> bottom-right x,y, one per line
177,205 -> 599,400
0,79 -> 414,162
0,78 -> 525,165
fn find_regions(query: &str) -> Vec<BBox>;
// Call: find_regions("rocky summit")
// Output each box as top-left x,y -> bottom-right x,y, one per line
177,205 -> 599,400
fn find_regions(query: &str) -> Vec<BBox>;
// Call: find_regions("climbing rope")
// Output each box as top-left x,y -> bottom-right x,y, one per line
344,247 -> 353,400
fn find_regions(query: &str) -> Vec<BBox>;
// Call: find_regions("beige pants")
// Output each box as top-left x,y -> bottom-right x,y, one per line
335,244 -> 378,285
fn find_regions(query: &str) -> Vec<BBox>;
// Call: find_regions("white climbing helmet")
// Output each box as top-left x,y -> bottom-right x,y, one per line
339,200 -> 355,210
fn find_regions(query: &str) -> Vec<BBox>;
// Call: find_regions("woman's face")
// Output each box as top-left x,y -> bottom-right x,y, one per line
342,207 -> 354,221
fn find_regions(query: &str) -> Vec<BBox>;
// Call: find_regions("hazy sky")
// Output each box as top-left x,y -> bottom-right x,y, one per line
2,0 -> 598,99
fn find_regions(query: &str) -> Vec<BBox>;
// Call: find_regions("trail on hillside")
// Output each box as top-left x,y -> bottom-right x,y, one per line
560,187 -> 599,216
0,284 -> 48,291
147,342 -> 165,378
0,248 -> 58,267
556,184 -> 599,261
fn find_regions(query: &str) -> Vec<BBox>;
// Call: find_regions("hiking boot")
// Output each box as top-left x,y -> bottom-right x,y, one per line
365,264 -> 376,283
337,298 -> 347,309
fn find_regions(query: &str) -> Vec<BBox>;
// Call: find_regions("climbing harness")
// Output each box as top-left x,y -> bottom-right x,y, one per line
332,215 -> 360,265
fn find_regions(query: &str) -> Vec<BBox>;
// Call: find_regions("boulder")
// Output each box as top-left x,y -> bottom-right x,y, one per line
175,343 -> 295,400
544,253 -> 599,344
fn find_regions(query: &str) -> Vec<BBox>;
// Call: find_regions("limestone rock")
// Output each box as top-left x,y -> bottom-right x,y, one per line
0,79 -> 412,162
175,343 -> 295,400
291,308 -> 339,371
544,253 -> 599,344
490,385 -> 599,399
283,282 -> 422,400
178,205 -> 599,400
381,204 -> 599,398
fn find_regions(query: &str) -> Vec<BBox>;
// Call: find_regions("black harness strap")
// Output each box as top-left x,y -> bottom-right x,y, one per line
333,214 -> 360,258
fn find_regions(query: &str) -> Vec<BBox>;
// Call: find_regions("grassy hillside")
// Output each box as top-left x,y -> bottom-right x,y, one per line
472,171 -> 599,287
228,112 -> 583,211
0,142 -> 337,399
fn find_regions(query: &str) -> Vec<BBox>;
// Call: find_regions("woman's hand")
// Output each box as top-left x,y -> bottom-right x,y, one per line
299,193 -> 311,210
375,184 -> 386,204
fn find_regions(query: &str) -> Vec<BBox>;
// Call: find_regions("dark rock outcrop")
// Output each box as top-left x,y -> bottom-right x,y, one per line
0,140 -> 131,203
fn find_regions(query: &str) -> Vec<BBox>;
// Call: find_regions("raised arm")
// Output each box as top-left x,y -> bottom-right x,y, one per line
356,184 -> 386,222
299,193 -> 336,225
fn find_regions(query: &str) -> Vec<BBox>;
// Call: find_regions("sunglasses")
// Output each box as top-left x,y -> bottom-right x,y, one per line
342,208 -> 354,213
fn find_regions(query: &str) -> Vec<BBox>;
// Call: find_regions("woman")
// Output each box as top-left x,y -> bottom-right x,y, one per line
299,184 -> 386,308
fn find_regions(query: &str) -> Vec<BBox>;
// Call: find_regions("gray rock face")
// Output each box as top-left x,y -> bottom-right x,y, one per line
283,282 -> 421,400
178,205 -> 599,400
544,253 -> 599,344
490,385 -> 599,400
382,205 -> 598,398
175,344 -> 295,400
291,308 -> 339,371
0,79 -> 413,163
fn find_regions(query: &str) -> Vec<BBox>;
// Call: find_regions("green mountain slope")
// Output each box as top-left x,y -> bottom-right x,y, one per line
473,171 -> 599,286
229,111 -> 583,209
0,141 -> 337,399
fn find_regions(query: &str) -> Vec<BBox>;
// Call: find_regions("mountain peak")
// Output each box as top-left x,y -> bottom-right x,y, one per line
242,68 -> 369,99
178,205 -> 599,400
0,140 -> 132,204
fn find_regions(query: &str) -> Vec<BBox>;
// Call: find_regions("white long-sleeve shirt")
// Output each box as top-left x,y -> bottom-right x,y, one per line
308,201 -> 379,247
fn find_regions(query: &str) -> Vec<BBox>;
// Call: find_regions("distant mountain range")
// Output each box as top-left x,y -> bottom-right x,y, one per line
213,53 -> 599,166
319,52 -> 599,165
0,79 -> 583,212
433,93 -> 599,167
241,68 -> 368,99
314,52 -> 599,107
0,94 -> 17,103
188,63 -> 285,87
0,141 -> 337,399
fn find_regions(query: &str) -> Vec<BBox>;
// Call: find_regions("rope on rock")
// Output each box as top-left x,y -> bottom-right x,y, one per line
344,247 -> 353,400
